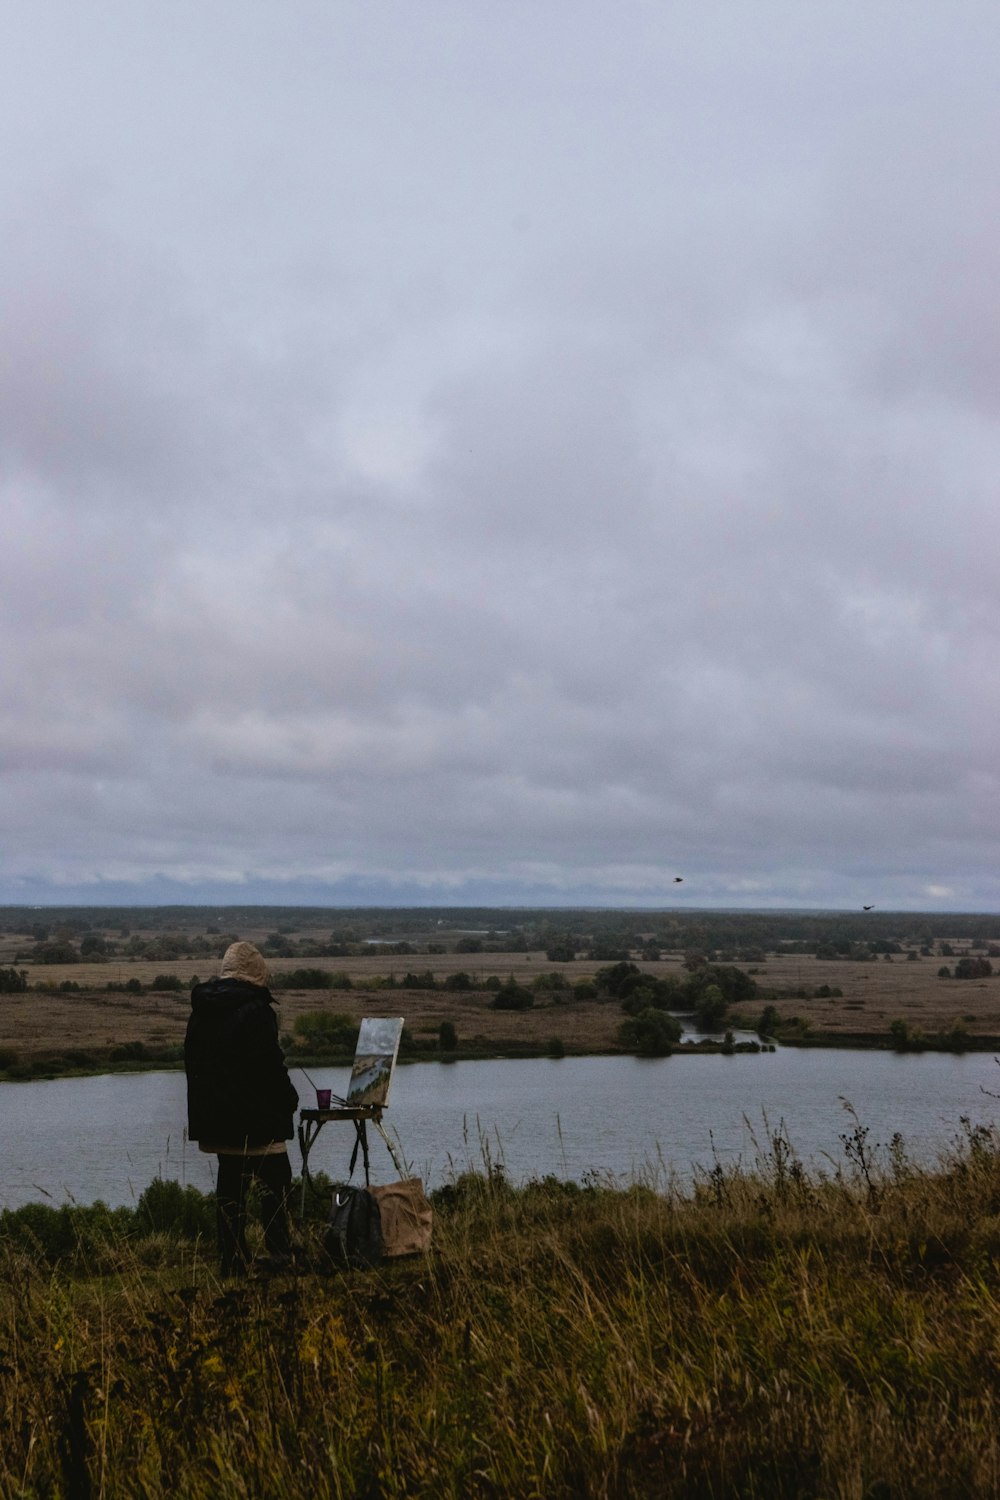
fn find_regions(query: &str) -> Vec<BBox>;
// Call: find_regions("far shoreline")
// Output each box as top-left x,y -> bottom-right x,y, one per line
5,1029 -> 1000,1085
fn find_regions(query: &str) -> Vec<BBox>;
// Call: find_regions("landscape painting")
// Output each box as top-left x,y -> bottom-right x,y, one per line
346,1016 -> 405,1107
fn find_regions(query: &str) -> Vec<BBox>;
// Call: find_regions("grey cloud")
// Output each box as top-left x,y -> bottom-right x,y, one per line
0,1 -> 999,907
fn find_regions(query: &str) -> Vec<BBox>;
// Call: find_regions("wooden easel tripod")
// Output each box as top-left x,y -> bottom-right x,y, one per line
297,1104 -> 406,1214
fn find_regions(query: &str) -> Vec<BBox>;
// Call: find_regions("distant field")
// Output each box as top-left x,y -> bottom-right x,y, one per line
728,951 -> 1000,1038
3,944 -> 1000,1062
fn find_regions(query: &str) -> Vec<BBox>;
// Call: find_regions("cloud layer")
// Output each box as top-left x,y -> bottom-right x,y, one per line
2,2 -> 999,908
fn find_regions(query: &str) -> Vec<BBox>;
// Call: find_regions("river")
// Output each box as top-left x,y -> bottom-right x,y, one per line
2,1048 -> 1000,1210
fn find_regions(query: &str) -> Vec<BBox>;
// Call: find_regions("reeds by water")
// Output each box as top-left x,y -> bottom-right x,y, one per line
3,1116 -> 1000,1497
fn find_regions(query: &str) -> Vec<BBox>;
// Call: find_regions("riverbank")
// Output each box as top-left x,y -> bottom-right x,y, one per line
4,942 -> 1000,1080
4,1125 -> 1000,1497
3,1027 -> 999,1083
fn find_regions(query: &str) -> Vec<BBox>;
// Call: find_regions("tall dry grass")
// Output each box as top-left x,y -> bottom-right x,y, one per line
3,1118 -> 1000,1497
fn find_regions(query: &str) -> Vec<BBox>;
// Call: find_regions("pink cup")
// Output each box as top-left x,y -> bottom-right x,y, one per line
316,1088 -> 332,1110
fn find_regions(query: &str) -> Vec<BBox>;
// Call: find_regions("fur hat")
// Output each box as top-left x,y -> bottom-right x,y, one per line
219,941 -> 271,987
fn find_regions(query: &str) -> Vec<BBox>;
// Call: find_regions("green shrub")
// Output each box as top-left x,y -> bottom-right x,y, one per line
532,971 -> 570,992
274,968 -> 351,990
400,970 -> 437,990
134,1178 -> 215,1238
438,1020 -> 458,1051
618,1008 -> 681,1056
110,1041 -> 149,1062
490,980 -> 534,1011
693,983 -> 727,1031
292,1011 -> 358,1052
757,1004 -> 779,1038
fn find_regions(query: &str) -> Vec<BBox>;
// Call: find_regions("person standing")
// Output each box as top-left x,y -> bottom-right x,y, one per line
184,941 -> 299,1275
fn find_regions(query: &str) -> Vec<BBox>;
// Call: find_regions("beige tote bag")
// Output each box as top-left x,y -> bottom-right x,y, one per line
369,1178 -> 433,1257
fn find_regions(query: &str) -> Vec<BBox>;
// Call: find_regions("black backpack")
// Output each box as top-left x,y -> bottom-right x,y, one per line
325,1184 -> 385,1269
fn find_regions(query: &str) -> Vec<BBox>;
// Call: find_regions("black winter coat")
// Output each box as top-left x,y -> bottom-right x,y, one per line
184,978 -> 299,1149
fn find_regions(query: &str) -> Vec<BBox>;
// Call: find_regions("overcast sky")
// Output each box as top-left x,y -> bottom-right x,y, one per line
2,2 -> 999,911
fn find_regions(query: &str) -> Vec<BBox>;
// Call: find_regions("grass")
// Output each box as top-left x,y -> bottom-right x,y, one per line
4,1120 -> 1000,1496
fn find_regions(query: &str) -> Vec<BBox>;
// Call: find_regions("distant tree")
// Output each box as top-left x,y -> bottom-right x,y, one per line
889,1019 -> 911,1050
32,941 -> 80,964
399,971 -> 437,990
490,980 -> 533,1011
142,935 -> 187,962
532,971 -> 569,993
262,932 -> 295,957
292,1012 -> 357,1052
438,1020 -> 458,1052
545,944 -> 576,963
617,1009 -> 681,1057
954,957 -> 992,980
594,961 -> 643,999
699,964 -> 757,1006
757,1004 -> 780,1039
693,984 -> 728,1031
273,968 -> 352,990
0,968 -> 28,994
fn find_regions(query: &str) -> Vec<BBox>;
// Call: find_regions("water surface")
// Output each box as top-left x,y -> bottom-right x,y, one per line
2,1049 -> 999,1210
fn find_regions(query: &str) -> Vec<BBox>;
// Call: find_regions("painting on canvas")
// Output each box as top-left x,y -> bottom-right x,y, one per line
346,1017 -> 405,1107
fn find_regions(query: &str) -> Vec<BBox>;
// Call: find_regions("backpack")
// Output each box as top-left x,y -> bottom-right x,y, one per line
324,1184 -> 385,1269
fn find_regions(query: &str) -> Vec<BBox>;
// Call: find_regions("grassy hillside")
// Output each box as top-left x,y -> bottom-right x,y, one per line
4,1119 -> 1000,1496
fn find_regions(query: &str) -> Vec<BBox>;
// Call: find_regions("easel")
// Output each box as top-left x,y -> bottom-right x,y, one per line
297,1104 -> 406,1214
296,1016 -> 407,1213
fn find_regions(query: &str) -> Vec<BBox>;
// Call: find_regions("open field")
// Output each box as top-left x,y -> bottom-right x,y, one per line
3,946 -> 1000,1069
728,951 -> 1000,1038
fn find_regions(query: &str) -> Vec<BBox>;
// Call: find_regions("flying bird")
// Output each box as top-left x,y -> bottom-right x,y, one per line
674,877 -> 684,883
863,905 -> 874,911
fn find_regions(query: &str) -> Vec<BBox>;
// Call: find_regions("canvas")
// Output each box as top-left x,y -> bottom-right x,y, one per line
346,1017 -> 405,1107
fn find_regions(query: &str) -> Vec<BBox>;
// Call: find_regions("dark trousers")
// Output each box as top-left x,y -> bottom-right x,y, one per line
215,1151 -> 293,1275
